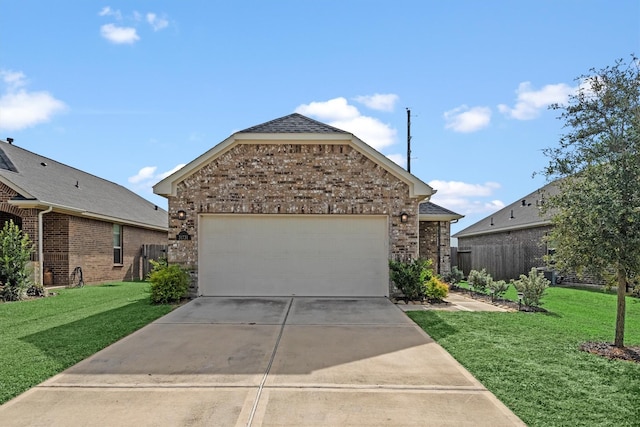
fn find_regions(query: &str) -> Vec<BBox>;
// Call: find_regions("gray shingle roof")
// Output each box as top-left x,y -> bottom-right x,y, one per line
0,141 -> 167,230
239,113 -> 350,134
419,202 -> 463,218
453,182 -> 559,238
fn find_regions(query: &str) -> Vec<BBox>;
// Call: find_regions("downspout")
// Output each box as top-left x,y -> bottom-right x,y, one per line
38,206 -> 53,285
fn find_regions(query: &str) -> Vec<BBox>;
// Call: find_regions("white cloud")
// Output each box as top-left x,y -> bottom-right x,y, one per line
428,180 -> 504,215
0,70 -> 67,131
98,7 -> 122,20
147,13 -> 169,31
128,163 -> 186,193
295,97 -> 397,150
100,23 -> 140,44
295,97 -> 359,121
128,166 -> 157,184
498,81 -> 576,120
354,93 -> 399,112
99,8 -> 169,44
443,105 -> 491,133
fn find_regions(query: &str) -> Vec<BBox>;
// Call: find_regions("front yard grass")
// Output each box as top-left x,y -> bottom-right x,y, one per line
408,286 -> 640,427
0,282 -> 173,405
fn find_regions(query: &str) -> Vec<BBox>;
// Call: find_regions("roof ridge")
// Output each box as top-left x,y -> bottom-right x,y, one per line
239,113 -> 350,134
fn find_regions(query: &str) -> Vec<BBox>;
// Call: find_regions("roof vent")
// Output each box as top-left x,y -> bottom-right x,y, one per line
6,138 -> 13,144
40,162 -> 47,167
75,180 -> 79,188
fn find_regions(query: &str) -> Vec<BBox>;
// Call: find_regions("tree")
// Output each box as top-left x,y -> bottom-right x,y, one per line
542,55 -> 640,348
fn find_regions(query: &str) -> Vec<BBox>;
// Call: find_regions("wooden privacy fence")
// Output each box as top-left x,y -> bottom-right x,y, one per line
456,242 -> 544,281
141,244 -> 167,279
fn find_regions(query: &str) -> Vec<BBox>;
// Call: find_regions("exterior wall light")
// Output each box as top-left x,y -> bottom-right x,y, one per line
400,212 -> 409,223
177,210 -> 187,221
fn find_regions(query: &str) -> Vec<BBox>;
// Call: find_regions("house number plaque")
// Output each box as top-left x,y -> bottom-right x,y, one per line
176,231 -> 191,241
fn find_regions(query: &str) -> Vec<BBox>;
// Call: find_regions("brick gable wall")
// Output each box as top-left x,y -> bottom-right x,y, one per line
167,143 -> 421,295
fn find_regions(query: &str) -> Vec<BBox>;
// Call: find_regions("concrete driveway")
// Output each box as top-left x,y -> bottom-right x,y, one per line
0,297 -> 524,426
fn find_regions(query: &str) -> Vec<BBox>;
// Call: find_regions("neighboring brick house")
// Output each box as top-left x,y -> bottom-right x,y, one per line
154,113 -> 461,297
453,182 -> 558,281
0,139 -> 168,286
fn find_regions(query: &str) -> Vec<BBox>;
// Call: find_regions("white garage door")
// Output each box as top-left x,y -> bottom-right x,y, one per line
198,215 -> 388,296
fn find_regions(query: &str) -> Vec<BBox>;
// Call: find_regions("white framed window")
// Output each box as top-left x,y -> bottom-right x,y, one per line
113,224 -> 123,264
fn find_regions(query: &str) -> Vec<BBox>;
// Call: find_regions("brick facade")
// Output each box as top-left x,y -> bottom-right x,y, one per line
419,220 -> 453,274
166,143 -> 422,295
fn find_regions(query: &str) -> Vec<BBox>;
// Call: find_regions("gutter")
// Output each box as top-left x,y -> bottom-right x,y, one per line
38,206 -> 53,285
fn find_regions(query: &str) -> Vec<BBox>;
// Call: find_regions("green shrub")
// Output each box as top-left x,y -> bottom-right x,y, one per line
423,276 -> 449,302
148,261 -> 189,304
488,279 -> 510,299
467,268 -> 491,294
0,220 -> 34,301
441,266 -> 464,286
389,258 -> 433,301
513,267 -> 550,307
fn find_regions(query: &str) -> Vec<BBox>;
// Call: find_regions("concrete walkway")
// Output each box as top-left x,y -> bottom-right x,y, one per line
0,297 -> 524,426
395,292 -> 511,312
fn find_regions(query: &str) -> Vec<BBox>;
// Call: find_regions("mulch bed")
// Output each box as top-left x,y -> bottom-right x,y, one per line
579,342 -> 640,364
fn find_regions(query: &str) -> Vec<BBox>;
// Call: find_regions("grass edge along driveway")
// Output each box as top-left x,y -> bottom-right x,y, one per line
0,282 -> 173,405
408,286 -> 640,427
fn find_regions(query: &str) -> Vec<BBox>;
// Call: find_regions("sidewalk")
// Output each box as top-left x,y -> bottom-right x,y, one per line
395,291 -> 510,312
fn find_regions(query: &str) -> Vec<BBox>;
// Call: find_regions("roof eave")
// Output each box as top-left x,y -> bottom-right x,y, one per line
8,199 -> 168,232
419,214 -> 465,222
453,220 -> 552,238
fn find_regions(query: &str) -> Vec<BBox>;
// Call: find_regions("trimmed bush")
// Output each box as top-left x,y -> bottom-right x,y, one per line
513,267 -> 550,307
423,276 -> 449,302
148,260 -> 189,304
389,258 -> 433,301
487,279 -> 510,299
467,268 -> 491,294
441,266 -> 464,287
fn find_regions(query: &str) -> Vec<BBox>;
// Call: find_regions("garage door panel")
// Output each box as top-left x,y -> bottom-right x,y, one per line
199,215 -> 388,296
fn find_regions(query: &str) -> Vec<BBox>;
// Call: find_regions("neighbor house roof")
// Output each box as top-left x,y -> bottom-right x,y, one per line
418,202 -> 464,222
154,113 -> 435,200
0,140 -> 168,231
453,182 -> 558,239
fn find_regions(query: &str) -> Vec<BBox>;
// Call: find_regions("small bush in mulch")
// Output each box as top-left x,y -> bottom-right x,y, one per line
579,342 -> 640,364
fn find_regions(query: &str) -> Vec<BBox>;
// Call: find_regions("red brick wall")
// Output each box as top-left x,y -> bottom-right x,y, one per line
67,216 -> 166,284
43,213 -> 70,285
167,142 -> 421,295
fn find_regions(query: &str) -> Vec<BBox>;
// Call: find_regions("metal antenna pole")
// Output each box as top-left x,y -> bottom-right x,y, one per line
406,108 -> 411,173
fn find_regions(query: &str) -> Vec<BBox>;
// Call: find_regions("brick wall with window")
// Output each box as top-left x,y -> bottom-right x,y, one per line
67,216 -> 166,284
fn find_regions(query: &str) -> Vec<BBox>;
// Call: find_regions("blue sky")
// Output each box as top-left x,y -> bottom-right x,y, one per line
0,1 -> 638,237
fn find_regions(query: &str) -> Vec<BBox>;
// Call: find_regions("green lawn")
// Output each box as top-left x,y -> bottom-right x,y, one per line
408,286 -> 640,426
0,282 -> 173,405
